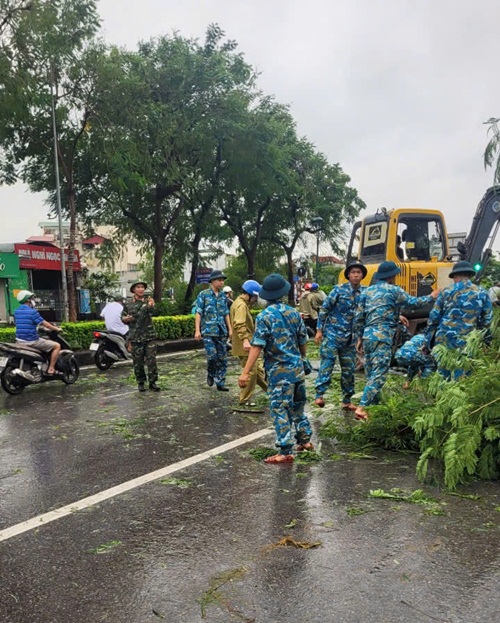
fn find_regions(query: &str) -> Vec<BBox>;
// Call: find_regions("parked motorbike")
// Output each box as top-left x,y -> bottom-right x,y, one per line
0,329 -> 79,395
90,330 -> 131,370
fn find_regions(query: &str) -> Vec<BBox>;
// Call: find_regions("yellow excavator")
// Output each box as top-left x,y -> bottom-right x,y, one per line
339,186 -> 500,330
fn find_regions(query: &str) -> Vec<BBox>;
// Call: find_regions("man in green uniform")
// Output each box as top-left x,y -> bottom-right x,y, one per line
122,280 -> 159,392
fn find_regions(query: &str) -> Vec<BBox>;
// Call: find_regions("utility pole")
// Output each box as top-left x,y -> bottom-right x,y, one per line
49,62 -> 69,322
310,216 -> 324,281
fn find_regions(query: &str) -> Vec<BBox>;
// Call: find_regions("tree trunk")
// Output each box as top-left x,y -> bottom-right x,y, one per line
66,186 -> 78,322
244,247 -> 256,279
153,240 -> 164,302
286,248 -> 295,305
153,197 -> 164,302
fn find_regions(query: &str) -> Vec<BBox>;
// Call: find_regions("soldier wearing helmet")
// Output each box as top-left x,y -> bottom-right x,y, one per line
13,290 -> 62,375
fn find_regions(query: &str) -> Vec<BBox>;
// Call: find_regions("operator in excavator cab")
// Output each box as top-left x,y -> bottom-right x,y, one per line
402,222 -> 430,261
14,290 -> 62,375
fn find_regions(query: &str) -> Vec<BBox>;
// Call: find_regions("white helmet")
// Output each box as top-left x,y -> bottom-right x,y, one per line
223,285 -> 233,293
17,290 -> 35,304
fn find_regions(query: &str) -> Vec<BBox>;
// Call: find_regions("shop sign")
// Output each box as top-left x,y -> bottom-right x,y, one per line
195,267 -> 212,284
0,253 -> 21,278
14,244 -> 81,271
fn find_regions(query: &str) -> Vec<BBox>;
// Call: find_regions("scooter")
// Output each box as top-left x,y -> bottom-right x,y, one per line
90,330 -> 131,370
0,328 -> 79,395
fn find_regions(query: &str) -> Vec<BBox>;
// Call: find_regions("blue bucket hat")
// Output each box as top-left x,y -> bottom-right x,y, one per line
208,269 -> 227,282
344,260 -> 368,280
449,261 -> 476,278
259,273 -> 291,301
373,261 -> 401,281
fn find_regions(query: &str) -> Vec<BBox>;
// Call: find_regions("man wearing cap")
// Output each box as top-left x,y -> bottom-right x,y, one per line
424,261 -> 492,379
354,261 -> 439,420
238,273 -> 313,464
314,261 -> 367,410
121,280 -> 159,392
194,269 -> 232,391
14,290 -> 62,375
230,280 -> 268,406
223,285 -> 234,309
100,294 -> 129,337
298,282 -> 323,333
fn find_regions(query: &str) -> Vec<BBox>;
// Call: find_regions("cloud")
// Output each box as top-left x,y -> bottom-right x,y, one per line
1,0 -> 499,252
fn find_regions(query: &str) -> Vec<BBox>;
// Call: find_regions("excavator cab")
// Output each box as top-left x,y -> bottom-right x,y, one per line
342,208 -> 451,329
341,187 -> 500,331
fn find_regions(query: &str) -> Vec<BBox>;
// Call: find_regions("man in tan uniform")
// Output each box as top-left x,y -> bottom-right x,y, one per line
230,280 -> 268,405
298,282 -> 323,333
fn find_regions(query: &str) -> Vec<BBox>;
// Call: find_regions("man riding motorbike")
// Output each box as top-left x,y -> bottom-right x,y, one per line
100,293 -> 129,337
14,290 -> 62,375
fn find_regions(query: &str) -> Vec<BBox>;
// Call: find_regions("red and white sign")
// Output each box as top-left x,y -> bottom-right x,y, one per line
14,244 -> 81,272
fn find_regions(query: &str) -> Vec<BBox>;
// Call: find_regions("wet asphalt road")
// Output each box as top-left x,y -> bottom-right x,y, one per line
0,352 -> 499,623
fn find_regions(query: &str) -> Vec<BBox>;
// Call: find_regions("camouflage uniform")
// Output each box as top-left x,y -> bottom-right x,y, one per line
395,334 -> 435,381
315,282 -> 363,404
251,303 -> 312,454
123,296 -> 158,385
425,280 -> 493,378
355,282 -> 433,406
195,288 -> 230,388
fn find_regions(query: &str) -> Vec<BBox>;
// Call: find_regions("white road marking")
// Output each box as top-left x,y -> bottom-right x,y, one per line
80,349 -> 203,371
100,390 -> 137,400
0,427 -> 272,543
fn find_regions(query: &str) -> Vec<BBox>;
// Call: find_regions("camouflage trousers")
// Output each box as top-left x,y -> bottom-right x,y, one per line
315,343 -> 356,404
203,337 -> 227,388
238,355 -> 267,404
395,352 -> 436,381
359,340 -> 392,407
269,379 -> 312,454
131,340 -> 158,385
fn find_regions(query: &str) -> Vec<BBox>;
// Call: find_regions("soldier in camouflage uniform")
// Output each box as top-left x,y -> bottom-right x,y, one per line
394,333 -> 436,387
239,274 -> 313,464
314,261 -> 367,410
122,280 -> 159,392
354,261 -> 439,420
194,270 -> 232,391
424,261 -> 493,379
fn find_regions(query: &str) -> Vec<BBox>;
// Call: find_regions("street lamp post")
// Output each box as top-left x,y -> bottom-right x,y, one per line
49,62 -> 69,322
310,217 -> 324,281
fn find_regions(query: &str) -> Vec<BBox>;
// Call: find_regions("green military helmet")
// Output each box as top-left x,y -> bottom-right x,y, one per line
130,280 -> 148,293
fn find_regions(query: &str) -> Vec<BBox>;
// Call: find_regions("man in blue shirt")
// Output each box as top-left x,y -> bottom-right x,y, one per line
14,290 -> 62,375
239,273 -> 313,464
194,270 -> 232,391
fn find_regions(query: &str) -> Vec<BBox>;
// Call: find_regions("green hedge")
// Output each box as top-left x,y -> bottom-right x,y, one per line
0,315 -> 197,350
0,327 -> 15,344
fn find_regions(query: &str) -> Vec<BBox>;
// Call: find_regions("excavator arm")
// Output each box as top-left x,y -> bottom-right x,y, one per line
457,187 -> 500,280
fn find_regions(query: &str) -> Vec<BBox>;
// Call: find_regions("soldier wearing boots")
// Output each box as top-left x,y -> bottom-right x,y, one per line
122,281 -> 160,392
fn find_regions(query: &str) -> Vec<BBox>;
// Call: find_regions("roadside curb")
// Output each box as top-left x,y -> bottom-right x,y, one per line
75,338 -> 203,366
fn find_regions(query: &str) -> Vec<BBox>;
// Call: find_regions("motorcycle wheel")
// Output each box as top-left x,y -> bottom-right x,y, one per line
62,357 -> 80,385
1,365 -> 26,395
95,345 -> 114,371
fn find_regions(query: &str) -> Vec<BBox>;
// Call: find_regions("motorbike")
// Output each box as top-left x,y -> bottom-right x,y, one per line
0,328 -> 79,395
90,330 -> 131,370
